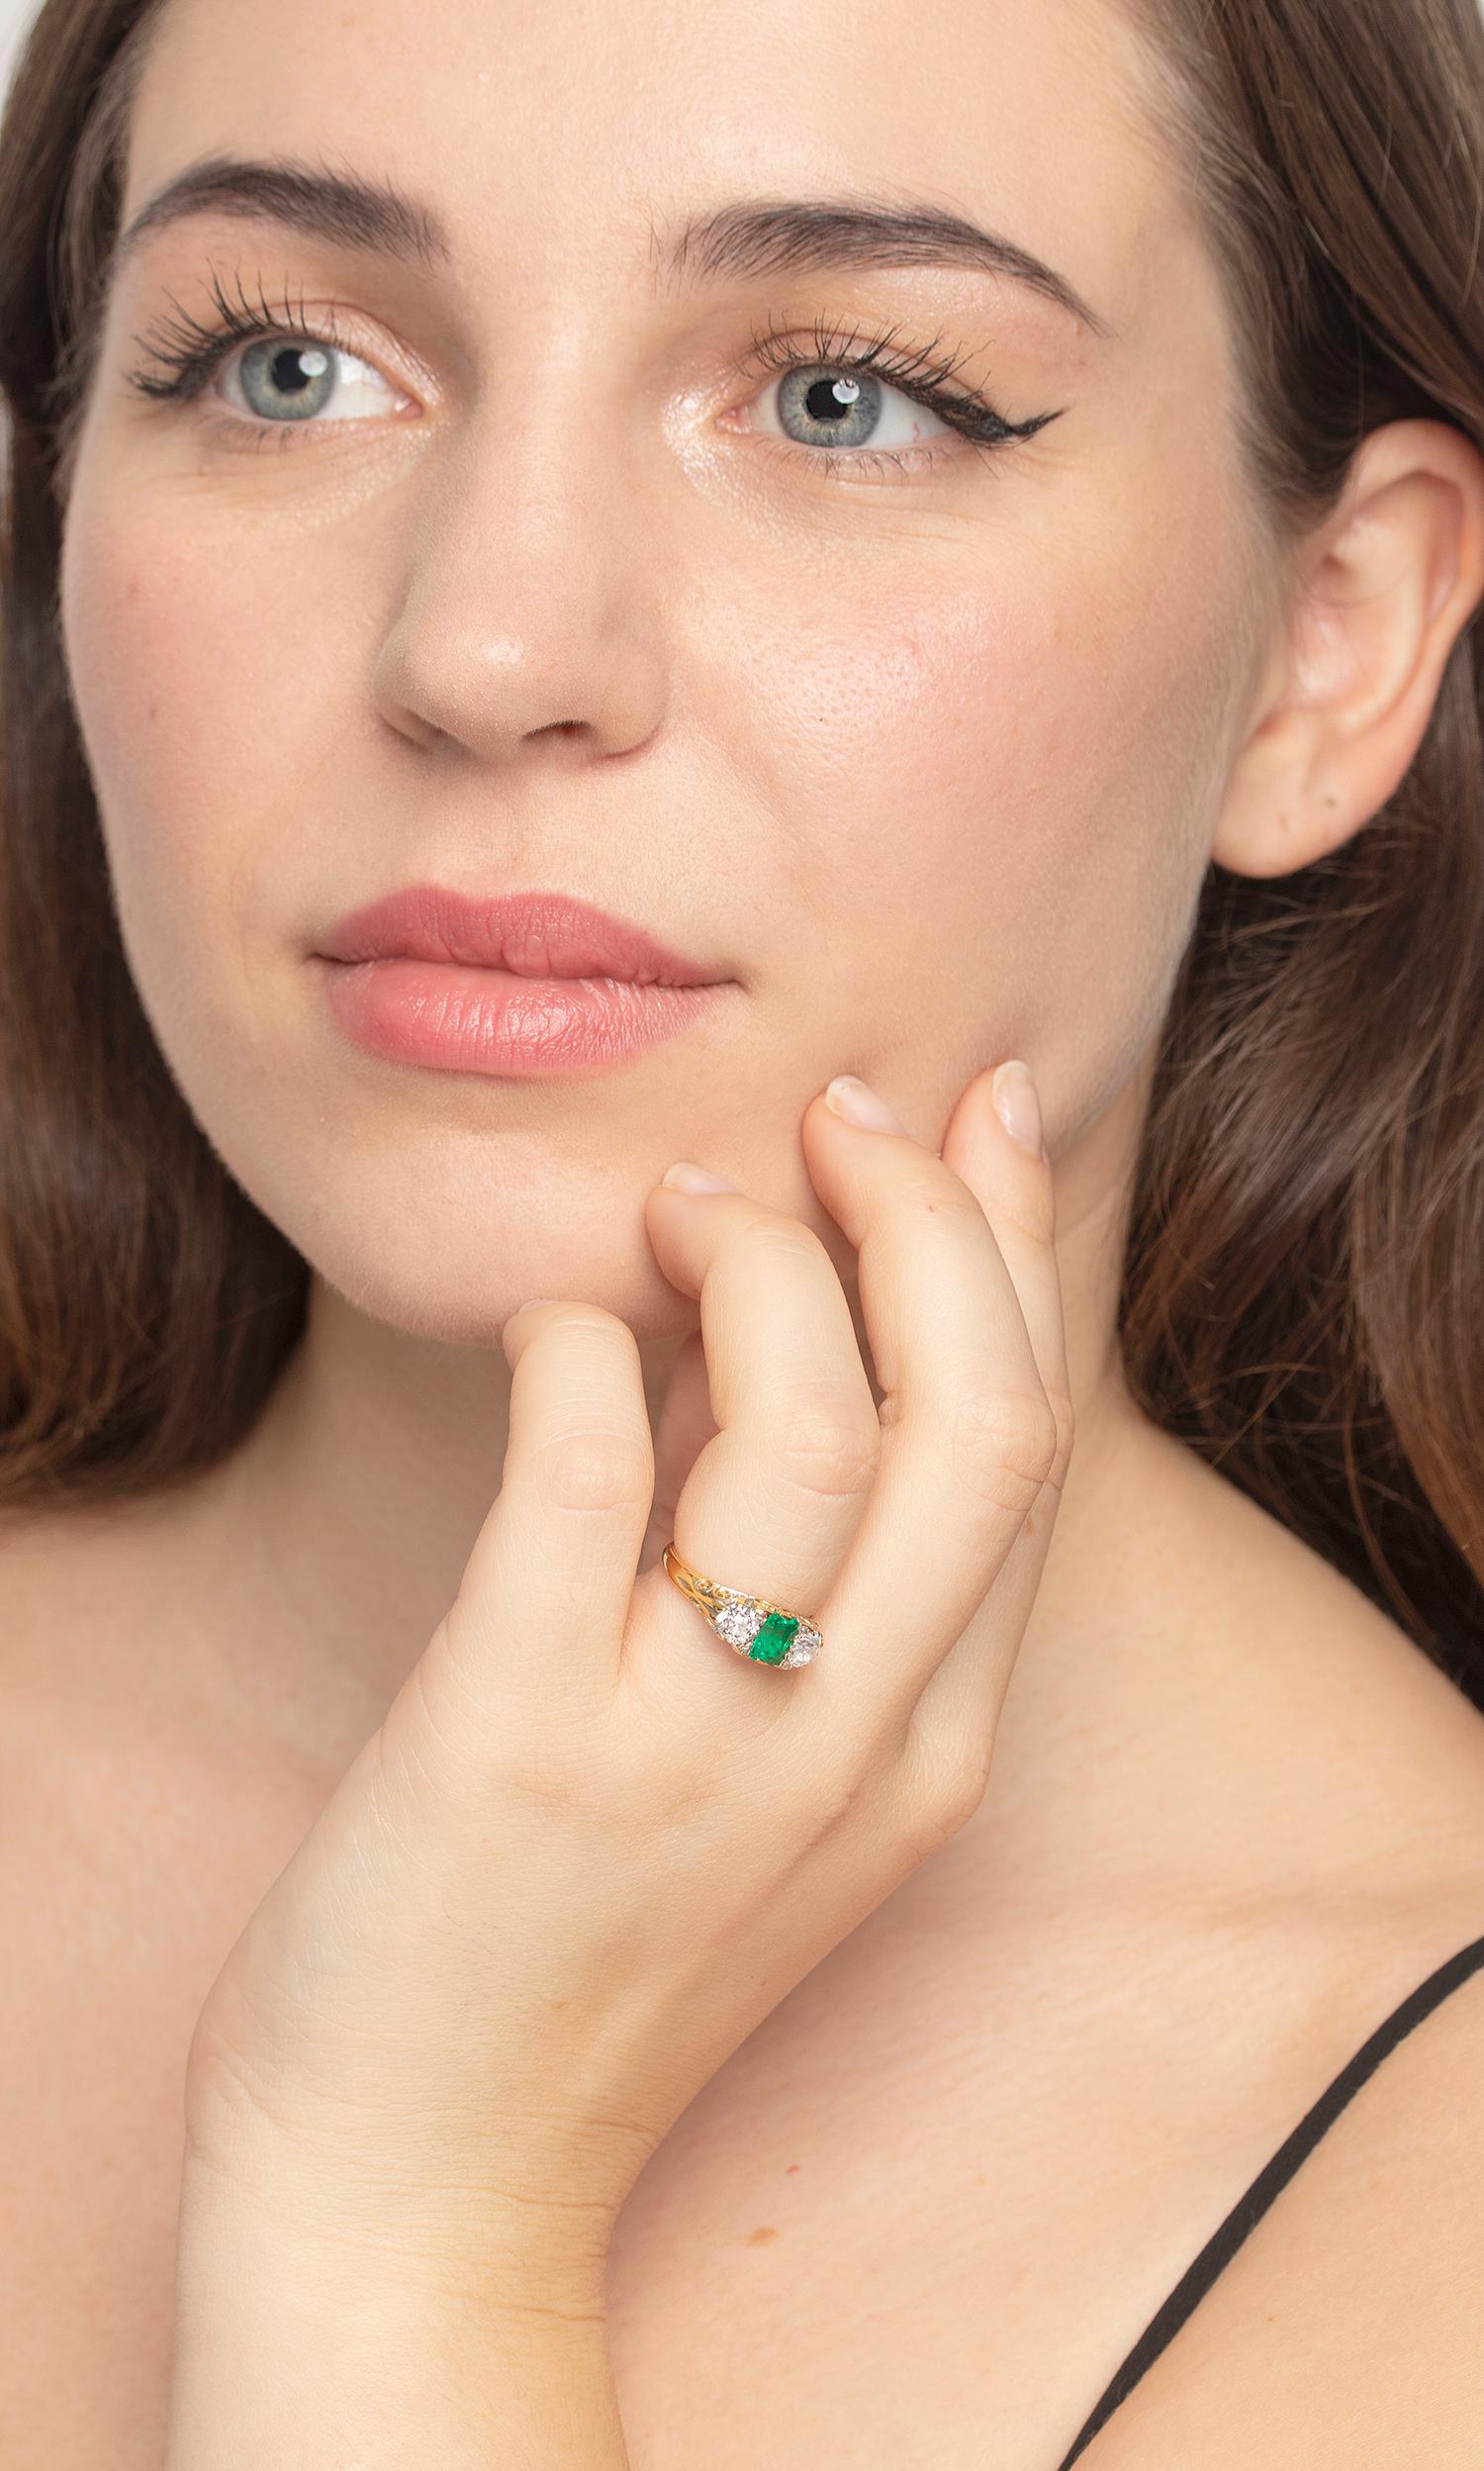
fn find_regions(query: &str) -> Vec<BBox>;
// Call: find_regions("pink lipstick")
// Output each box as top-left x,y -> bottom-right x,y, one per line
312,884 -> 731,1078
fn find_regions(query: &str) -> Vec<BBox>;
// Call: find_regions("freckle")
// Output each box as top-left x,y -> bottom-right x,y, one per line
746,2225 -> 781,2245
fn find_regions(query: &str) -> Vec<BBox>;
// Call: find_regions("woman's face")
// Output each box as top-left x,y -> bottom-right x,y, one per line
58,0 -> 1268,1344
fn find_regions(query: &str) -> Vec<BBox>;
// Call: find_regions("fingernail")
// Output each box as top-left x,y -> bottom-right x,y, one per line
991,1061 -> 1044,1156
661,1160 -> 737,1192
825,1075 -> 906,1132
503,1297 -> 562,1341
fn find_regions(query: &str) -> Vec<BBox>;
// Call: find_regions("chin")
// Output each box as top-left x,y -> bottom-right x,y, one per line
266,1177 -> 694,1349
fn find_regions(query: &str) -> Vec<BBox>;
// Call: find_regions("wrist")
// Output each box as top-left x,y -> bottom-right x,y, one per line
177,2122 -> 615,2319
166,2154 -> 624,2469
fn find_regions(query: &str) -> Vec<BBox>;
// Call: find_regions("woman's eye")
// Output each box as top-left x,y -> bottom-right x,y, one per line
744,360 -> 954,456
211,339 -> 952,454
218,335 -> 401,426
132,311 -> 1031,476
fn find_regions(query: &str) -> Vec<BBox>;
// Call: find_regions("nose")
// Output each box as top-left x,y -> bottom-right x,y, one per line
370,401 -> 668,769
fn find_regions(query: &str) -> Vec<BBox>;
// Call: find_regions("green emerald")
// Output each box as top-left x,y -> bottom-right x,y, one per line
750,1612 -> 799,1665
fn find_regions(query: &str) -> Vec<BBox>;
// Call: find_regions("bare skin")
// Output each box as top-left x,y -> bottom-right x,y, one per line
7,0 -> 1484,2456
6,1192 -> 1484,2464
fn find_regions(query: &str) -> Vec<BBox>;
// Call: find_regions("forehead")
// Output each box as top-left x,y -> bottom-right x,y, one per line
120,0 -> 1180,337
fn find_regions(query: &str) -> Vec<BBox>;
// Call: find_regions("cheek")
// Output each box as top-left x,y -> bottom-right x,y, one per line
56,476 -> 407,1324
710,545 -> 1227,1103
58,483 -> 355,1065
62,500 -> 256,946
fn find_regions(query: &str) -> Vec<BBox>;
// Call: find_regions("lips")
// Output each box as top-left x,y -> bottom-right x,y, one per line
315,884 -> 722,988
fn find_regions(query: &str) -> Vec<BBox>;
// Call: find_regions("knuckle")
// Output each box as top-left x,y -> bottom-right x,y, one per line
772,1389 -> 881,1505
1043,1386 -> 1077,1494
183,2012 -> 296,2172
949,1384 -> 1060,1519
926,1747 -> 994,1843
986,1176 -> 1057,1249
739,1217 -> 836,1280
896,1167 -> 978,1227
902,1721 -> 995,1848
533,1424 -> 653,1517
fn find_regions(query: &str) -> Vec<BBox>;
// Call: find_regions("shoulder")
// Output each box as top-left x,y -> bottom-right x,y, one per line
1080,1944 -> 1484,2466
1117,1418 -> 1484,1859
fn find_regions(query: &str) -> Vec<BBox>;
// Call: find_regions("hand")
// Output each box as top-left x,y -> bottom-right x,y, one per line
179,1063 -> 1073,2307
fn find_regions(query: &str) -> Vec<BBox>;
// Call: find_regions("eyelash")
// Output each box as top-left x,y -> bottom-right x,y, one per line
124,267 -> 1057,481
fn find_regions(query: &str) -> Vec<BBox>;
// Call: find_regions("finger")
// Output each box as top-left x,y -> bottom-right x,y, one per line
941,1062 -> 1072,1444
417,1301 -> 655,1743
630,1169 -> 881,1731
910,1063 -> 1074,1750
635,1327 -> 717,1576
793,1067 -> 1064,1741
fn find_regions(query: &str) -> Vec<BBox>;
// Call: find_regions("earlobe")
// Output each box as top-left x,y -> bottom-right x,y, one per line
1211,419 -> 1484,882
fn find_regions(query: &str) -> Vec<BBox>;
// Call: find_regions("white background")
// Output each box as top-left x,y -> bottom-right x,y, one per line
1,0 -> 35,98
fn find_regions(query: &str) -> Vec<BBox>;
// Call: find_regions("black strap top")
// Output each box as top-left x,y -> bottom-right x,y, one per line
1055,1928 -> 1484,2468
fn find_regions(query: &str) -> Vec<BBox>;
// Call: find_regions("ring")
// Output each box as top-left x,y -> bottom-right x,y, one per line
661,1543 -> 823,1669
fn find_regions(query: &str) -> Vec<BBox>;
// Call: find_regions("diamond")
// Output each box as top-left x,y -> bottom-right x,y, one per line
713,1598 -> 763,1650
705,1591 -> 819,1669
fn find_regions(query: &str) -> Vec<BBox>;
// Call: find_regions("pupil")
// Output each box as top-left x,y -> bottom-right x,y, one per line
272,346 -> 317,397
806,376 -> 853,427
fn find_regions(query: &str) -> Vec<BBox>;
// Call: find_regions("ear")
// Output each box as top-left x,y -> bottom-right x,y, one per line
1213,419 -> 1484,881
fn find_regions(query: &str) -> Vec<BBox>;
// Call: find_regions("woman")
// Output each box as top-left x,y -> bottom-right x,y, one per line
2,0 -> 1483,2457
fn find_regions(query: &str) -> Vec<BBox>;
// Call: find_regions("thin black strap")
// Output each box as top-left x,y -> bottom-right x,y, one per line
1055,1928 -> 1484,2470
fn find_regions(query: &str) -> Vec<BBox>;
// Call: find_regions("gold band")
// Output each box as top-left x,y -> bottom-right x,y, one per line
661,1542 -> 822,1669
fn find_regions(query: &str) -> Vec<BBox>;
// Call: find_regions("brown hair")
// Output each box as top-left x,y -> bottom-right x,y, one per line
2,0 -> 1483,1704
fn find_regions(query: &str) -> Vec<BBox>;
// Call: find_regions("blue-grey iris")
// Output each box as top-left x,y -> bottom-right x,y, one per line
776,365 -> 883,451
238,340 -> 335,424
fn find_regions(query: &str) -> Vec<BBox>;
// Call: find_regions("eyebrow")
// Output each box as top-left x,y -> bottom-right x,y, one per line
113,153 -> 1116,339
